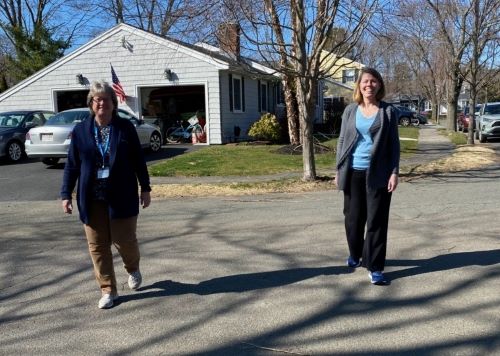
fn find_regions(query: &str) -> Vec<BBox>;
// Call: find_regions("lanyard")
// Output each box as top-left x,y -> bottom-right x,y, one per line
93,124 -> 111,168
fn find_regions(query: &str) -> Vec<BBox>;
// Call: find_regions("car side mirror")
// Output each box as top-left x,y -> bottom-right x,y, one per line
137,119 -> 144,126
25,122 -> 38,129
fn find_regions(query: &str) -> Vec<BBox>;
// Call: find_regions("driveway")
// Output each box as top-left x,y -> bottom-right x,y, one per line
1,162 -> 499,354
0,144 -> 203,202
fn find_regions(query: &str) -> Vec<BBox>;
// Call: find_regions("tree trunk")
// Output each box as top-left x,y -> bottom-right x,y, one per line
296,76 -> 317,181
467,94 -> 477,144
282,76 -> 300,145
431,98 -> 440,124
446,75 -> 462,131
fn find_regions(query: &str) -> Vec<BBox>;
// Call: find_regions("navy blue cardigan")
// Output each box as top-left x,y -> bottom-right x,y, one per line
61,114 -> 151,224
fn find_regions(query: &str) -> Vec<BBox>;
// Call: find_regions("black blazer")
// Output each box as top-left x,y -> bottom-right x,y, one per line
61,113 -> 151,224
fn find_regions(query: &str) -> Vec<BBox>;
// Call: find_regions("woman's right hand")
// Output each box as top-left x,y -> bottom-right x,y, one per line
62,199 -> 73,214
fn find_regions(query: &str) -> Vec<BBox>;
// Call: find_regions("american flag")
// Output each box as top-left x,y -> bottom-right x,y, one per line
110,64 -> 126,103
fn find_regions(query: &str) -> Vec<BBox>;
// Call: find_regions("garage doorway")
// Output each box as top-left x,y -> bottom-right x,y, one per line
140,85 -> 206,143
55,90 -> 89,112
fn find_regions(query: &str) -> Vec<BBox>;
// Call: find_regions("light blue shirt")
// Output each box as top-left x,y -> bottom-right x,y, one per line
352,108 -> 376,169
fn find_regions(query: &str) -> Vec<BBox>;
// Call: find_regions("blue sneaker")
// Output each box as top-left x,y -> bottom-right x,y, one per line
346,256 -> 362,268
369,271 -> 389,285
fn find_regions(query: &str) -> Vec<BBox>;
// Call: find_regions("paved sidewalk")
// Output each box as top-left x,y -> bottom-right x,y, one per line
150,124 -> 455,185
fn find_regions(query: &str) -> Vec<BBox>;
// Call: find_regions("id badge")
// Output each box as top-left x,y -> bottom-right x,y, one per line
97,167 -> 110,179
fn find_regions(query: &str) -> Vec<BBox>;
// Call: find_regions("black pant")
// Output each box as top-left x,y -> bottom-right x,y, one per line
343,169 -> 392,272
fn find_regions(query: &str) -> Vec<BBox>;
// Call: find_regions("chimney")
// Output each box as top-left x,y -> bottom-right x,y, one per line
217,23 -> 240,57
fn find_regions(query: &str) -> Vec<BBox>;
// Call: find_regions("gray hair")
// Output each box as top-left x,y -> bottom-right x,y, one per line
87,80 -> 118,115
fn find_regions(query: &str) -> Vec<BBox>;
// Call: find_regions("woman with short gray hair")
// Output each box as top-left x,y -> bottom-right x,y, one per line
61,80 -> 151,309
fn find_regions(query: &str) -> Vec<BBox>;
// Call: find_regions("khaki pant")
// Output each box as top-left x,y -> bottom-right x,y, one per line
84,201 -> 140,295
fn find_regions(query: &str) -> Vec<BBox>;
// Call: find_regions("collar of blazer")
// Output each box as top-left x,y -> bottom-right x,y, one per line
85,114 -> 121,170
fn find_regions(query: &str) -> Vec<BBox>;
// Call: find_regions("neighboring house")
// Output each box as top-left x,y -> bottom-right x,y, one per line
319,52 -> 364,106
0,23 -> 311,144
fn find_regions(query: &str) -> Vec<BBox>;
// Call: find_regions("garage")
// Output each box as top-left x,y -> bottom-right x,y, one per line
55,89 -> 89,111
140,85 -> 206,143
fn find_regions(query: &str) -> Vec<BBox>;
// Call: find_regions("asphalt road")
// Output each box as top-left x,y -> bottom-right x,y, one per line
0,144 -> 200,202
1,154 -> 500,354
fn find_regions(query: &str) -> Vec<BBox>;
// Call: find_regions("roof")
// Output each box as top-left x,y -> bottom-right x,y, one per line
0,23 -> 278,102
323,77 -> 355,90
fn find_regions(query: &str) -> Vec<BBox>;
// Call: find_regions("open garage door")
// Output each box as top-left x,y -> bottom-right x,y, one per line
140,85 -> 206,143
55,89 -> 89,112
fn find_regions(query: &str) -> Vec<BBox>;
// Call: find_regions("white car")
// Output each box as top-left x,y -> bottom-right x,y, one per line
25,108 -> 162,165
475,102 -> 500,143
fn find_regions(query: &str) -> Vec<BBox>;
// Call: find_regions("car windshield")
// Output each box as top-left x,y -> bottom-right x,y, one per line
396,106 -> 412,112
484,104 -> 500,115
0,113 -> 25,127
46,111 -> 90,125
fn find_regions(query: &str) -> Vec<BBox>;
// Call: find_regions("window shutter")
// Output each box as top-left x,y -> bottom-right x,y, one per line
258,80 -> 261,112
242,77 -> 245,112
267,82 -> 270,111
342,70 -> 346,83
229,74 -> 233,112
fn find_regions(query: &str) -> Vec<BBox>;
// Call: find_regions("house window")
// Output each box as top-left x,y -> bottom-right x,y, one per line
275,82 -> 285,105
230,74 -> 245,112
342,69 -> 358,83
258,80 -> 268,112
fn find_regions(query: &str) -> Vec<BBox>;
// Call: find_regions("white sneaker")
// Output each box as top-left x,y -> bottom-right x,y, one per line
98,293 -> 118,309
128,270 -> 142,290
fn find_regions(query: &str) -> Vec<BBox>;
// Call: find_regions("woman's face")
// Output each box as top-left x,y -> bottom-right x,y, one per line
359,73 -> 381,101
91,94 -> 114,118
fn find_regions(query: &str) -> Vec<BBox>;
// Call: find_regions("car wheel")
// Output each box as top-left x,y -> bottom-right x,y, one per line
479,130 -> 487,143
411,118 -> 420,127
400,117 -> 411,126
149,132 -> 162,152
42,158 -> 60,165
7,141 -> 23,162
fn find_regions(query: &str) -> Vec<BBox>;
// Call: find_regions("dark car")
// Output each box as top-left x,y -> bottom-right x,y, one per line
0,110 -> 55,162
394,105 -> 419,126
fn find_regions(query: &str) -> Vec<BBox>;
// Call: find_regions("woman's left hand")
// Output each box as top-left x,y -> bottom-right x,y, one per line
387,173 -> 398,192
141,191 -> 151,209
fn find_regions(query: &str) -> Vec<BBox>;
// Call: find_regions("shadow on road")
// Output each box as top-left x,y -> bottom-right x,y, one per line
119,266 -> 349,303
386,249 -> 500,281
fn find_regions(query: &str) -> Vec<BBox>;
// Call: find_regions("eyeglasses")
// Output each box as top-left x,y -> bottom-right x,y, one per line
92,97 -> 111,104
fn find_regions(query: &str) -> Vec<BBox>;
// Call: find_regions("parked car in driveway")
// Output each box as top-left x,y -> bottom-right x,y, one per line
394,105 -> 420,126
25,108 -> 162,165
475,102 -> 500,142
0,110 -> 55,162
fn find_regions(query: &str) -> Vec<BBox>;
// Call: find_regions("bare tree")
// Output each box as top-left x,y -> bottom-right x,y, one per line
463,0 -> 499,144
424,0 -> 475,131
388,0 -> 448,123
220,0 -> 377,181
87,0 -> 214,37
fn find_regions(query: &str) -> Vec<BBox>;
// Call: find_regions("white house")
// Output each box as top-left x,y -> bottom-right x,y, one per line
0,23 -> 295,144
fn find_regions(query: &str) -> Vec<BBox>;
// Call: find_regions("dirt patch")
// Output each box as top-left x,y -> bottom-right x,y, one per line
274,144 -> 333,155
151,145 -> 497,198
152,178 -> 335,198
400,145 -> 497,176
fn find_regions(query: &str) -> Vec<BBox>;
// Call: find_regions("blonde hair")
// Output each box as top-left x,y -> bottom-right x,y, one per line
352,67 -> 386,104
87,80 -> 118,115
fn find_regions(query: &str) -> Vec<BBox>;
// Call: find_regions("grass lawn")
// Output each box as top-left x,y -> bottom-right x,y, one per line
149,126 -> 420,177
